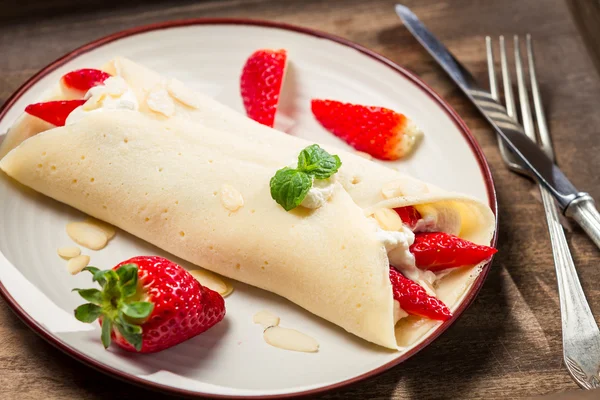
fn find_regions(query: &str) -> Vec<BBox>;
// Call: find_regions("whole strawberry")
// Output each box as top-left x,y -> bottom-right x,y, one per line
240,49 -> 287,127
311,99 -> 423,160
73,256 -> 226,353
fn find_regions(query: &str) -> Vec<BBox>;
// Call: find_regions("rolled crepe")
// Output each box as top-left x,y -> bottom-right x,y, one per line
0,58 -> 496,349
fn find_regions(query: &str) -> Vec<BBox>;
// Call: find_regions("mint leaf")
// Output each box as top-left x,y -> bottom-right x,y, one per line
270,167 -> 312,211
297,144 -> 342,179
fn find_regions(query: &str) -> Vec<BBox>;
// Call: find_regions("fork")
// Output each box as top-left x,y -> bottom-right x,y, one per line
486,35 -> 600,389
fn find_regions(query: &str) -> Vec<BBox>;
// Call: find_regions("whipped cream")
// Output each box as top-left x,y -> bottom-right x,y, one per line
300,177 -> 335,209
65,76 -> 139,125
376,223 -> 437,297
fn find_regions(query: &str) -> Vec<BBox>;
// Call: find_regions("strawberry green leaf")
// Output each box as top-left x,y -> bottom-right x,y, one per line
116,263 -> 138,298
116,313 -> 143,351
121,301 -> 154,319
73,288 -> 102,304
297,144 -> 342,179
101,319 -> 112,349
269,167 -> 312,211
83,266 -> 105,286
74,303 -> 102,323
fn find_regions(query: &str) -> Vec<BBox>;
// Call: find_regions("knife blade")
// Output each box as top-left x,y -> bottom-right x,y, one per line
395,4 -> 579,210
395,4 -> 600,251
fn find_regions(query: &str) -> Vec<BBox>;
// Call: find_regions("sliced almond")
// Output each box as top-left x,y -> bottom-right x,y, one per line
167,78 -> 200,109
253,310 -> 280,329
66,222 -> 108,250
354,150 -> 373,160
263,326 -> 319,353
381,176 -> 429,199
57,246 -> 81,259
373,208 -> 404,231
67,255 -> 90,275
102,76 -> 128,96
189,269 -> 233,297
83,93 -> 106,111
84,218 -> 116,240
146,87 -> 175,117
220,184 -> 244,212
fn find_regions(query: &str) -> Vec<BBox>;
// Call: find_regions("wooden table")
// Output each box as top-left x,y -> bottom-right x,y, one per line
1,0 -> 599,398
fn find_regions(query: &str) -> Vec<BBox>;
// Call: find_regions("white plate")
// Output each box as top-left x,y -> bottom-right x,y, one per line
0,20 -> 496,399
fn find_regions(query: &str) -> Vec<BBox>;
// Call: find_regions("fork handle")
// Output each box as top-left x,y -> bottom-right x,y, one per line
542,188 -> 600,389
565,193 -> 600,251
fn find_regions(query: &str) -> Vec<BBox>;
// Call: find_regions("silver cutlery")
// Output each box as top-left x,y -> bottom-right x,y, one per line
395,4 -> 600,251
486,34 -> 600,390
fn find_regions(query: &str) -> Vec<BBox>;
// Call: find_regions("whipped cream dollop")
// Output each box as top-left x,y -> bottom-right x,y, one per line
300,177 -> 335,209
65,76 -> 139,125
375,221 -> 437,297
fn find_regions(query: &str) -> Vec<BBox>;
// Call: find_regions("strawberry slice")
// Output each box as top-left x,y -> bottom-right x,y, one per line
240,49 -> 287,127
394,206 -> 422,229
389,267 -> 452,321
61,68 -> 111,92
25,100 -> 85,126
411,232 -> 497,272
311,99 -> 422,160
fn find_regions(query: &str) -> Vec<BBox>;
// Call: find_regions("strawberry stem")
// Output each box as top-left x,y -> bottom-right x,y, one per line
73,264 -> 154,351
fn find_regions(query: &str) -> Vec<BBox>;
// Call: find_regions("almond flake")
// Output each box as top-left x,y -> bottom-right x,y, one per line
189,269 -> 233,297
373,208 -> 403,231
220,184 -> 244,211
263,326 -> 319,353
381,176 -> 429,199
354,151 -> 373,160
83,93 -> 106,111
84,218 -> 116,240
253,310 -> 280,329
147,87 -> 175,117
66,222 -> 108,250
102,76 -> 128,96
57,246 -> 81,259
67,255 -> 90,275
166,78 -> 200,109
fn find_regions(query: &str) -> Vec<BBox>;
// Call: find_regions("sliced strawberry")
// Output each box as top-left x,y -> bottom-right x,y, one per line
411,232 -> 497,272
240,49 -> 287,127
394,206 -> 422,229
61,68 -> 111,92
73,256 -> 225,353
389,267 -> 452,321
311,99 -> 422,160
25,100 -> 85,126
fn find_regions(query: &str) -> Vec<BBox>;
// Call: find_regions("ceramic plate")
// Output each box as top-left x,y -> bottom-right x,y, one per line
0,20 -> 496,399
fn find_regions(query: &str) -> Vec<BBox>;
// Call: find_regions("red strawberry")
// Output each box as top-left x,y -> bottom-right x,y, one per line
389,267 -> 451,321
73,256 -> 225,353
394,206 -> 422,229
311,99 -> 422,160
61,68 -> 111,92
240,49 -> 287,127
25,100 -> 85,126
411,232 -> 497,272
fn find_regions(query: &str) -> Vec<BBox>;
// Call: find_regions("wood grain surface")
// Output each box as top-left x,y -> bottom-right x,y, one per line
1,0 -> 599,399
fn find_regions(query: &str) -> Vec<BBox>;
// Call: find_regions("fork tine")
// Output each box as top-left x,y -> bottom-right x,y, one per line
514,35 -> 536,142
499,36 -> 517,120
485,37 -> 499,101
527,34 -> 554,161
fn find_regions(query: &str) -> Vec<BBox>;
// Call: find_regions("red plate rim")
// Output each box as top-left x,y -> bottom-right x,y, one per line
0,18 -> 498,400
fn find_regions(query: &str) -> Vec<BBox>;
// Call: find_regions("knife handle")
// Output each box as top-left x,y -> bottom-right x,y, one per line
566,193 -> 600,251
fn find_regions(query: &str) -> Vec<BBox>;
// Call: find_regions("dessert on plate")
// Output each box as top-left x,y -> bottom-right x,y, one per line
0,57 -> 496,351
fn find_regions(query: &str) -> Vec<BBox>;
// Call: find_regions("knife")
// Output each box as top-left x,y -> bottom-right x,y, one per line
395,4 -> 600,250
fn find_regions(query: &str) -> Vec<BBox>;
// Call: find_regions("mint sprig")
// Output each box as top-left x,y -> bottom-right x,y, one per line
270,144 -> 342,211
